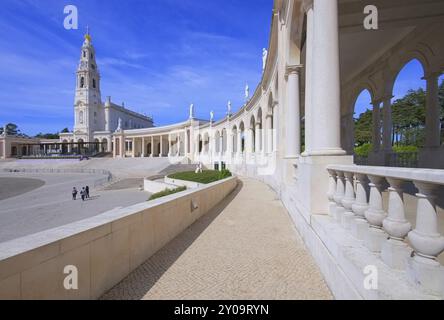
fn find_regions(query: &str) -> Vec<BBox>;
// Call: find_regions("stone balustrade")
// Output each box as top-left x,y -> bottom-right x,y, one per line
327,164 -> 444,297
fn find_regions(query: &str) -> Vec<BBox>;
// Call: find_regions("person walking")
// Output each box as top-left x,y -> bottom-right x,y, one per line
80,187 -> 86,201
85,186 -> 90,199
72,187 -> 78,200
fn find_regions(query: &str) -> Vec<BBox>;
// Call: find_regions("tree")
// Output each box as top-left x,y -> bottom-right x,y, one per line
354,109 -> 373,147
0,123 -> 19,136
354,81 -> 444,150
35,132 -> 60,139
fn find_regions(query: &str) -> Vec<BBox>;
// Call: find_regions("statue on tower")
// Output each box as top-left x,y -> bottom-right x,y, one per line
245,83 -> 250,101
210,111 -> 214,123
116,118 -> 122,131
189,103 -> 195,119
227,101 -> 232,116
262,48 -> 268,71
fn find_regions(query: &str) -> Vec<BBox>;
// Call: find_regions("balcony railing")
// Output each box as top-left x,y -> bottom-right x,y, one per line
326,164 -> 444,296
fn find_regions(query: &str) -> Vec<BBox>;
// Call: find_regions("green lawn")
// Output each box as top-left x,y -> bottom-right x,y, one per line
149,186 -> 187,201
168,170 -> 232,184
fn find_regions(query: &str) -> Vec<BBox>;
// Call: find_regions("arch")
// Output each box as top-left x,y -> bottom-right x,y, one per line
390,59 -> 427,150
239,121 -> 246,152
352,89 -> 374,161
93,138 -> 100,153
102,138 -> 108,153
389,51 -> 431,92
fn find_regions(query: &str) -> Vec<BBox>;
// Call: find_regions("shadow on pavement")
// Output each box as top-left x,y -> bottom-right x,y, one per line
101,179 -> 244,300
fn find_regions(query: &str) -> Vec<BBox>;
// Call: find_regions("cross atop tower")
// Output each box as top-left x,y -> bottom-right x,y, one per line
84,25 -> 92,43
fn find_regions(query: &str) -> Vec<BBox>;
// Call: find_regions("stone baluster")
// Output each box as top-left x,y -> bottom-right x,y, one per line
327,169 -> 337,218
364,175 -> 388,252
381,178 -> 412,269
333,171 -> 345,223
341,172 -> 356,230
351,173 -> 370,240
407,181 -> 444,295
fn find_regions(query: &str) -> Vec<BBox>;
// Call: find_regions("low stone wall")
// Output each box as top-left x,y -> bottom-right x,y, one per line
164,176 -> 203,189
143,179 -> 176,193
1,167 -> 113,188
0,176 -> 238,299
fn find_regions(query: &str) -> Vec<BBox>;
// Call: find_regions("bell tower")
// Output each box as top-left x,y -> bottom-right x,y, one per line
73,27 -> 103,140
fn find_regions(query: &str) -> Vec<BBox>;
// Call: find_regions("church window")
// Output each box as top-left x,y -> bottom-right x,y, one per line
91,53 -> 94,59
80,77 -> 85,88
79,111 -> 84,124
83,51 -> 86,58
93,79 -> 96,88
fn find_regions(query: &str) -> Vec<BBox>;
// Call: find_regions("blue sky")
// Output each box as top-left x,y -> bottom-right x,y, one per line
0,0 -> 273,135
1,1 -> 439,135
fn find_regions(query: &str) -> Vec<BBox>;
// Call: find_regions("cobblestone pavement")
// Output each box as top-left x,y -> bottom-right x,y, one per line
101,178 -> 333,300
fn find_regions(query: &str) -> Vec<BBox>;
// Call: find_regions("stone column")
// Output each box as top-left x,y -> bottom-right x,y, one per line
120,135 -> 125,158
351,173 -> 370,240
327,169 -> 337,217
310,0 -> 344,155
189,123 -> 195,160
425,73 -> 441,148
255,123 -> 261,155
132,138 -> 136,158
142,137 -> 145,157
227,129 -> 233,160
303,1 -> 314,154
150,136 -> 154,157
364,175 -> 388,252
237,130 -> 242,157
168,135 -> 172,156
266,114 -> 273,154
341,172 -> 356,230
381,178 -> 412,269
372,101 -> 381,152
285,65 -> 302,158
160,136 -> 164,157
333,171 -> 345,223
105,107 -> 110,132
407,181 -> 444,295
382,96 -> 393,153
185,130 -> 189,156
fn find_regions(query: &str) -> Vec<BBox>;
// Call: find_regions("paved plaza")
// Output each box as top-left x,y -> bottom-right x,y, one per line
0,172 -> 149,243
101,178 -> 333,300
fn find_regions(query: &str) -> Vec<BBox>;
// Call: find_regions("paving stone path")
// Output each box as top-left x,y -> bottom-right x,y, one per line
101,178 -> 333,300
